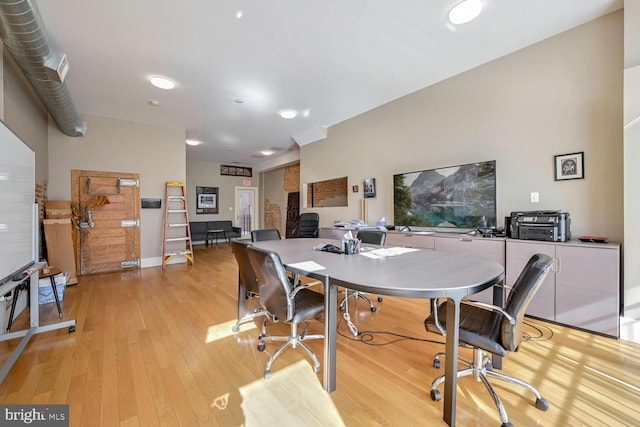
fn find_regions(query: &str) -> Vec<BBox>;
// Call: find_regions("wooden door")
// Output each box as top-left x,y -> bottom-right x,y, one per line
72,170 -> 140,275
285,192 -> 300,238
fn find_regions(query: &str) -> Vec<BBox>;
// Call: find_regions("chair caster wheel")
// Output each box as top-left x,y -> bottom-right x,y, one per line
485,362 -> 493,371
370,306 -> 377,312
69,325 -> 75,333
377,296 -> 383,302
232,325 -> 239,333
535,398 -> 549,411
430,389 -> 441,401
264,370 -> 271,379
501,423 -> 514,427
257,342 -> 265,352
433,359 -> 440,369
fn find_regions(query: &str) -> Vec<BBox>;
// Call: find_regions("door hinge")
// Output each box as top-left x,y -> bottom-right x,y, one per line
121,219 -> 140,227
121,259 -> 140,268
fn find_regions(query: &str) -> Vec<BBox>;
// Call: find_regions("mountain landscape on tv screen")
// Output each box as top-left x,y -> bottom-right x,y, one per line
394,161 -> 496,228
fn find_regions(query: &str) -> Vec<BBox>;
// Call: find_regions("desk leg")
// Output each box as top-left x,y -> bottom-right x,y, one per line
323,279 -> 337,392
443,297 -> 461,427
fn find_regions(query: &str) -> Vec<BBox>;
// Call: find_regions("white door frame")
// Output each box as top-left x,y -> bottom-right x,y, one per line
234,186 -> 258,236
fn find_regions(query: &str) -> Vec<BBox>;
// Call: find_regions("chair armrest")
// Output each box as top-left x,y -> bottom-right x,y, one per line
461,300 -> 516,325
232,226 -> 241,233
290,280 -> 322,297
431,298 -> 447,336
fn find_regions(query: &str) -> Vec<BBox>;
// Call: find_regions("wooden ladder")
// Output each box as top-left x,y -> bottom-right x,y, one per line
162,181 -> 194,267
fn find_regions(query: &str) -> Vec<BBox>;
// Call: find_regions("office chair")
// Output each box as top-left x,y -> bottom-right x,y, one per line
230,240 -> 267,333
297,212 -> 320,238
246,245 -> 325,378
251,228 -> 282,242
339,229 -> 386,313
424,253 -> 553,427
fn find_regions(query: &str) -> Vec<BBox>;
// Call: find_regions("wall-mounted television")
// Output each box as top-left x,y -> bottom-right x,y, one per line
393,160 -> 496,231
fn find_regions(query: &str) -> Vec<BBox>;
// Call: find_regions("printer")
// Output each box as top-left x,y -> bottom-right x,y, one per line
509,210 -> 571,242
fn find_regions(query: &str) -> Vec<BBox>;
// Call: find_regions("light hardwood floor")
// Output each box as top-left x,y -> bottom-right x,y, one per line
1,245 -> 639,426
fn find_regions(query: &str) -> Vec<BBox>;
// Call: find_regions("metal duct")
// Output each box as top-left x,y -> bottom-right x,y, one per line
0,0 -> 86,136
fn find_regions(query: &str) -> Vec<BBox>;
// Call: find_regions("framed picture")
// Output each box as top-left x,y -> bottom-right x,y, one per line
352,185 -> 359,193
554,152 -> 584,181
363,178 -> 376,198
196,186 -> 219,214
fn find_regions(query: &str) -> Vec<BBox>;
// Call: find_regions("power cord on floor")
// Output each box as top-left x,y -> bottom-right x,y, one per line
336,314 -> 446,347
522,319 -> 554,342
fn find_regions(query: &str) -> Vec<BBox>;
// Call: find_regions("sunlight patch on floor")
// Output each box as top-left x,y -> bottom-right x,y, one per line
206,319 -> 257,343
239,360 -> 345,427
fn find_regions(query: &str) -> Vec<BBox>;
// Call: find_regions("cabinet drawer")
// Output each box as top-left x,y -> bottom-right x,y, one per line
385,233 -> 435,250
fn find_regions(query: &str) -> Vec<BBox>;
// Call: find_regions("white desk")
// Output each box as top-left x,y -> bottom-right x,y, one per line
251,238 -> 504,426
0,263 -> 77,384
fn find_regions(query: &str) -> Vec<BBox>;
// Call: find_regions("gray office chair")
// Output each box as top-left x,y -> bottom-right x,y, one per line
297,212 -> 319,238
339,229 -> 386,313
230,240 -> 267,333
424,253 -> 553,427
251,228 -> 282,242
246,245 -> 325,378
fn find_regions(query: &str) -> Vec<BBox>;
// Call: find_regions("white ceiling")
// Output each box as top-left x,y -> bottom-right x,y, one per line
35,0 -> 622,167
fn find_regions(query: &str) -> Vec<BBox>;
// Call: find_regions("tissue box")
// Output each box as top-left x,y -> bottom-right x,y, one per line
39,273 -> 68,304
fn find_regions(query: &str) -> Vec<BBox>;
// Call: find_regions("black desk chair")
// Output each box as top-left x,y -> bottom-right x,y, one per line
230,240 -> 267,333
251,228 -> 282,242
340,229 -> 386,313
246,245 -> 324,379
424,253 -> 553,427
297,212 -> 319,238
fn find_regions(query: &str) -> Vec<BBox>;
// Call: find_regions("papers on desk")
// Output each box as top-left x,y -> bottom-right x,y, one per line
288,261 -> 326,272
360,247 -> 418,259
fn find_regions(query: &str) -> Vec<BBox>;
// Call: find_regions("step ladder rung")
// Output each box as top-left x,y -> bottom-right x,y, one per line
165,250 -> 192,256
168,223 -> 188,227
168,209 -> 187,213
168,196 -> 185,200
166,237 -> 190,242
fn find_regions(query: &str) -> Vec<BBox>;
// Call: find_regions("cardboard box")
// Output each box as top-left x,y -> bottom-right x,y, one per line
45,200 -> 72,219
39,274 -> 67,305
43,219 -> 78,285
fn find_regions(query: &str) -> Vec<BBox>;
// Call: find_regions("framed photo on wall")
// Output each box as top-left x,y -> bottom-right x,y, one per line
363,178 -> 376,198
554,152 -> 584,181
196,186 -> 219,214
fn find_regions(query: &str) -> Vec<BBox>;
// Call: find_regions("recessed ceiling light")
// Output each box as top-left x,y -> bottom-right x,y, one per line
150,76 -> 175,90
236,10 -> 243,19
260,150 -> 274,156
449,0 -> 483,25
278,109 -> 298,119
148,100 -> 160,106
185,139 -> 201,146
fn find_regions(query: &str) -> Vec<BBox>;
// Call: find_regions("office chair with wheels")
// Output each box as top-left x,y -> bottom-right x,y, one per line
246,245 -> 325,378
339,229 -> 386,313
251,228 -> 282,242
297,212 -> 319,238
230,240 -> 267,333
424,253 -> 553,427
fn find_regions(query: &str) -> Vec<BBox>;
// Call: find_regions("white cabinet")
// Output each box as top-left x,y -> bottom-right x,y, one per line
385,232 -> 435,250
319,227 -> 348,241
434,235 -> 506,304
506,240 -> 620,337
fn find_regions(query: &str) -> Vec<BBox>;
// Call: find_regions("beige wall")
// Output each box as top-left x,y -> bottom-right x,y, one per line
623,1 -> 640,337
47,114 -> 186,266
186,159 -> 258,229
300,11 -> 624,242
2,50 -> 49,185
261,168 -> 287,232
